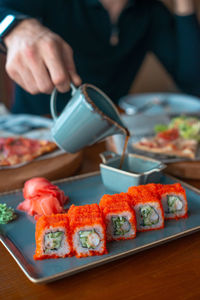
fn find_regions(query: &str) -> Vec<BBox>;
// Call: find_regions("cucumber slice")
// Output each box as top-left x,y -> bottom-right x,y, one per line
79,230 -> 100,249
112,216 -> 131,236
167,195 -> 183,213
44,231 -> 64,253
140,205 -> 159,226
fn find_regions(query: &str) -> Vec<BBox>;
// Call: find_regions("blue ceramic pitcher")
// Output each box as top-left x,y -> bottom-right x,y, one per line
50,83 -> 128,153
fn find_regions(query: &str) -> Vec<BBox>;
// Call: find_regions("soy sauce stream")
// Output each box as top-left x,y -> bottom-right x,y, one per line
119,128 -> 130,169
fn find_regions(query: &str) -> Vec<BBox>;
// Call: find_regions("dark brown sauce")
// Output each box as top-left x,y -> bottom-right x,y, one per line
119,128 -> 130,169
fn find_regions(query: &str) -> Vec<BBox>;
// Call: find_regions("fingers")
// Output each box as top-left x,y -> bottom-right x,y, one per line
6,55 -> 40,94
5,25 -> 82,95
23,52 -> 54,94
42,38 -> 71,93
62,43 -> 82,87
41,36 -> 82,93
31,63 -> 54,94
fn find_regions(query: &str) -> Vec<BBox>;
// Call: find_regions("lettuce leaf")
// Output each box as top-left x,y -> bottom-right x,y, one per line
154,116 -> 200,141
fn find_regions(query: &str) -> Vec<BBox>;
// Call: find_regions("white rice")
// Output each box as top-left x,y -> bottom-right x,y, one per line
161,193 -> 187,218
105,211 -> 136,240
72,224 -> 105,256
41,226 -> 70,256
134,202 -> 164,231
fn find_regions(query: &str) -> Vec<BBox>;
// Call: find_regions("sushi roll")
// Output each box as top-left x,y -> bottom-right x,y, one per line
34,213 -> 72,260
157,183 -> 188,219
128,186 -> 164,232
128,183 -> 160,198
68,204 -> 107,258
99,193 -> 137,241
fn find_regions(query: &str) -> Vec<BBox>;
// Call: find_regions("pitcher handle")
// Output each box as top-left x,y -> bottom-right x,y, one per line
99,151 -> 120,164
50,83 -> 77,120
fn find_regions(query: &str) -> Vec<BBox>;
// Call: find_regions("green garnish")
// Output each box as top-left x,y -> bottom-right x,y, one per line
44,231 -> 64,253
155,116 -> 200,141
112,216 -> 131,236
167,195 -> 183,213
79,230 -> 100,249
154,124 -> 168,133
0,203 -> 16,224
140,205 -> 159,226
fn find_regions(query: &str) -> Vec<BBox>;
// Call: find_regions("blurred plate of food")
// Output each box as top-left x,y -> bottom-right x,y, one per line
108,114 -> 200,164
119,93 -> 200,116
0,115 -> 64,170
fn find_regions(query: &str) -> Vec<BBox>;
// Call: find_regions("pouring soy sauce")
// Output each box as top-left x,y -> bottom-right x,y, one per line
119,128 -> 130,169
50,83 -> 129,155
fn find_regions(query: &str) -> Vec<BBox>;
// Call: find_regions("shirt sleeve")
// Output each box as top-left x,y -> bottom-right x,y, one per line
0,0 -> 46,21
148,2 -> 200,96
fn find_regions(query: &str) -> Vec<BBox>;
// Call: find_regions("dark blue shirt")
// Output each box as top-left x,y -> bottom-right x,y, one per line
0,0 -> 200,115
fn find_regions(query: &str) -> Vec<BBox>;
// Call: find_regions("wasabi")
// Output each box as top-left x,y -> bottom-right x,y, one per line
0,203 -> 16,224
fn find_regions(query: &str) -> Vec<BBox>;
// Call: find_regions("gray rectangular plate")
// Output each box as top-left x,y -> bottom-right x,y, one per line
0,172 -> 200,283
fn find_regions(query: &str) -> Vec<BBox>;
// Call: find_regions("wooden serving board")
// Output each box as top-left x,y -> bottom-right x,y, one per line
0,151 -> 82,192
165,161 -> 200,180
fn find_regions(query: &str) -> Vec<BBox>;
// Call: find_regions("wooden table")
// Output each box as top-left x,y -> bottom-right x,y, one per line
1,142 -> 200,300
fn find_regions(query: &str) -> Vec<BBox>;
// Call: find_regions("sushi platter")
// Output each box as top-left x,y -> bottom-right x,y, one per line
0,171 -> 200,283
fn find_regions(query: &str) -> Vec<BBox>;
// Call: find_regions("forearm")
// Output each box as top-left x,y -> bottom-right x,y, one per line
150,1 -> 200,95
173,0 -> 194,16
174,13 -> 200,91
173,1 -> 200,92
1,11 -> 81,96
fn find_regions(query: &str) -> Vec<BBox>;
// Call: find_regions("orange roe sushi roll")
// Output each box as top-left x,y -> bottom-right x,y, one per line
128,186 -> 164,232
67,204 -> 107,258
128,183 -> 161,198
157,183 -> 188,220
34,214 -> 72,260
99,193 -> 137,241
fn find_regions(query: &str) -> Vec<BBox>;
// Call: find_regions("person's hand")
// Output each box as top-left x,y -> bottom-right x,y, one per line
4,18 -> 82,94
